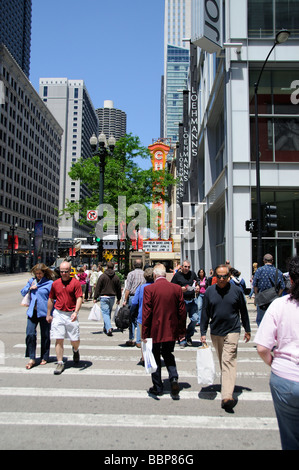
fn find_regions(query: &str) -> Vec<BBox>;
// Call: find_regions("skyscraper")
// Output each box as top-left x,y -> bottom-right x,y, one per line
0,0 -> 32,77
0,44 -> 63,269
96,100 -> 127,141
39,78 -> 98,240
162,0 -> 191,143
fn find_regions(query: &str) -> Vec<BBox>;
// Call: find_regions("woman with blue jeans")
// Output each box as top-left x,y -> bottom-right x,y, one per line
196,269 -> 207,325
255,255 -> 299,450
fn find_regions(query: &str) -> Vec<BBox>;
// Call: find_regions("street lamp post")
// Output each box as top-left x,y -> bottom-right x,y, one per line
90,132 -> 116,263
26,227 -> 34,270
10,223 -> 18,273
254,29 -> 290,266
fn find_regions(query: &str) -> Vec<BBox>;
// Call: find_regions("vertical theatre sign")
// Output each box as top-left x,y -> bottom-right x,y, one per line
148,141 -> 170,235
190,44 -> 198,161
191,0 -> 222,54
176,91 -> 190,207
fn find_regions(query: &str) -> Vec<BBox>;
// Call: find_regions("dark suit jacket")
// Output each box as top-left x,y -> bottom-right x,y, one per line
142,277 -> 187,343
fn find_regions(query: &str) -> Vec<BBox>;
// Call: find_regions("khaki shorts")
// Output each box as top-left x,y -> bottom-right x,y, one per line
51,309 -> 80,341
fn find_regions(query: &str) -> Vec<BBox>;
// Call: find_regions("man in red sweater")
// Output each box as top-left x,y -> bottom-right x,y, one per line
142,263 -> 186,398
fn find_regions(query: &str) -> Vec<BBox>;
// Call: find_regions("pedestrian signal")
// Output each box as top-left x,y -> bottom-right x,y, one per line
245,219 -> 257,234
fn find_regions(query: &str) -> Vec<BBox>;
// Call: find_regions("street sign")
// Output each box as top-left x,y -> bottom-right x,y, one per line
87,210 -> 98,221
104,252 -> 114,261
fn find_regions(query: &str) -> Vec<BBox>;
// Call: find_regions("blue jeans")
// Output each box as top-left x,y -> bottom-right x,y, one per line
26,310 -> 51,361
256,305 -> 268,326
128,296 -> 141,343
270,372 -> 299,450
100,296 -> 115,332
196,294 -> 204,324
180,299 -> 198,345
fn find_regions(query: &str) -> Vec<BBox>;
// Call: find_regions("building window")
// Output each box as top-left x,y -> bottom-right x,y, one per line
248,0 -> 299,39
251,189 -> 299,271
249,69 -> 299,162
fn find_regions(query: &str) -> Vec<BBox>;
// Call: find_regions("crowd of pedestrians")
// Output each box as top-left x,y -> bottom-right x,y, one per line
20,253 -> 299,449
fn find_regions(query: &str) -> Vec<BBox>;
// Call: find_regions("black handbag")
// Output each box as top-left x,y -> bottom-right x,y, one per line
255,269 -> 279,307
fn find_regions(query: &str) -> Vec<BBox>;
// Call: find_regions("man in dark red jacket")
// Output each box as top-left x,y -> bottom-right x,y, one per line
142,263 -> 186,398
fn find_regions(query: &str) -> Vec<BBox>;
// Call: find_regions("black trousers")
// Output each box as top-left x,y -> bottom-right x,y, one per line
151,341 -> 178,392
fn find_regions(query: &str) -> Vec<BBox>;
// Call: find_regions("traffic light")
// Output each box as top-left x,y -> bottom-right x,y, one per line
95,237 -> 101,243
245,219 -> 257,234
265,204 -> 277,231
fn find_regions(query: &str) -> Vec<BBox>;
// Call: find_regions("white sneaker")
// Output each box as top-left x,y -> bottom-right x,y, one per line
54,362 -> 65,375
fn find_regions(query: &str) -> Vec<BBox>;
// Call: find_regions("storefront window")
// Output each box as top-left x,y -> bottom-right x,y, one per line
250,69 -> 299,162
251,189 -> 299,232
251,189 -> 299,270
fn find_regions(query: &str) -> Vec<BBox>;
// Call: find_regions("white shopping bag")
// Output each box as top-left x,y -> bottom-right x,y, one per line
88,303 -> 102,321
141,338 -> 157,374
113,304 -> 120,322
196,344 -> 215,385
21,292 -> 31,307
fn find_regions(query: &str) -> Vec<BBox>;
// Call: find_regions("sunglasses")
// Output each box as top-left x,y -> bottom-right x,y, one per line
183,265 -> 190,268
216,274 -> 229,279
60,270 -> 69,274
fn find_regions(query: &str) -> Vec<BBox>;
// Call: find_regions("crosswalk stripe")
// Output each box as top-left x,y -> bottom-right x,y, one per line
12,343 -> 261,353
0,387 -> 273,401
0,352 -> 264,363
0,412 -> 278,430
0,365 -> 270,378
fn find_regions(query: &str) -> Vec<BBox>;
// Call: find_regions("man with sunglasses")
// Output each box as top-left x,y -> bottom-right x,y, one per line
171,260 -> 199,347
200,264 -> 251,411
47,261 -> 83,375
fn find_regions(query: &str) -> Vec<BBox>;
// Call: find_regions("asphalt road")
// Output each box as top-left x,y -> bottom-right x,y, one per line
0,272 -> 281,451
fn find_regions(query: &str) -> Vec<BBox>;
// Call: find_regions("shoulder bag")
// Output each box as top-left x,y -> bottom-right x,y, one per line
255,268 -> 279,307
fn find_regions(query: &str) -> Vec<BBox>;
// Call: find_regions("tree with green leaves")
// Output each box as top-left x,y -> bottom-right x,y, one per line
60,133 -> 176,235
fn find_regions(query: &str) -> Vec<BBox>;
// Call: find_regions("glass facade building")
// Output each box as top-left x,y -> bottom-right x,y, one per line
162,0 -> 191,143
0,0 -> 32,77
182,0 -> 299,281
166,45 -> 189,142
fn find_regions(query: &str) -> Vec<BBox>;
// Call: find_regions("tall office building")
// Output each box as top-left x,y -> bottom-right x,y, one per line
162,0 -> 192,143
0,45 -> 63,270
96,100 -> 126,141
39,78 -> 98,241
0,0 -> 32,77
181,0 -> 299,285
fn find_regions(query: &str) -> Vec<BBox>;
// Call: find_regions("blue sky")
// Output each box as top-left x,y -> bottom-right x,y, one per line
30,0 -> 165,169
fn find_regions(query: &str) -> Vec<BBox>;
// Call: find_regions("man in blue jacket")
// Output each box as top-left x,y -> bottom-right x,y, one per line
253,253 -> 285,326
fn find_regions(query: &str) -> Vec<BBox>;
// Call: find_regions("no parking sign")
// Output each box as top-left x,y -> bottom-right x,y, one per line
86,210 -> 98,221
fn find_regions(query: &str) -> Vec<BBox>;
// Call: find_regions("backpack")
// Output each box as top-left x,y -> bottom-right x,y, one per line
114,305 -> 131,331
